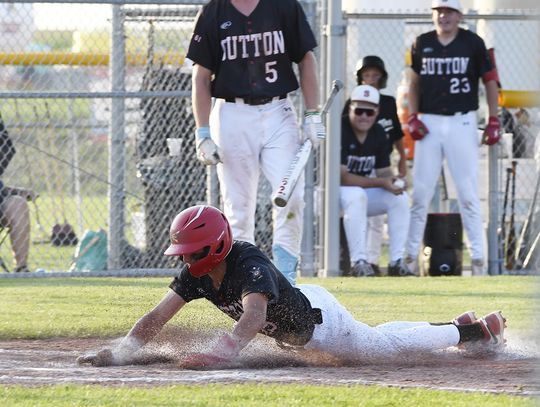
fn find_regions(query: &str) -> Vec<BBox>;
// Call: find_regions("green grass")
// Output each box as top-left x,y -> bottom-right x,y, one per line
0,276 -> 535,338
0,384 -> 533,407
0,275 -> 537,406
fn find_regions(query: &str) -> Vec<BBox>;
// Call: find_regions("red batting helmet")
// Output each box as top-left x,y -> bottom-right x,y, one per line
164,205 -> 233,277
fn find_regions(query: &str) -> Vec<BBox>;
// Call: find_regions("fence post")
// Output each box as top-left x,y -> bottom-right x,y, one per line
108,5 -> 126,270
488,143 -> 501,275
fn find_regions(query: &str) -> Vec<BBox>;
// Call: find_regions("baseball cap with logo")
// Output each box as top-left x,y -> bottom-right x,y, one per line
431,0 -> 462,13
350,85 -> 380,106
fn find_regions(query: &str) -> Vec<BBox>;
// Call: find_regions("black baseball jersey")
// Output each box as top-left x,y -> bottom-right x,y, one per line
341,117 -> 390,177
342,95 -> 404,153
187,0 -> 317,99
169,241 -> 318,345
411,28 -> 493,115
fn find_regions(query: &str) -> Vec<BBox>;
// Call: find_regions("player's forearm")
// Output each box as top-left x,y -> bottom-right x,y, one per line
394,139 -> 408,177
408,72 -> 421,114
192,65 -> 213,127
484,79 -> 499,118
298,51 -> 320,111
231,311 -> 266,349
230,293 -> 268,350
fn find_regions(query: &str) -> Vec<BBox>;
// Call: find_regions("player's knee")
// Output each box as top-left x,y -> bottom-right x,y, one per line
341,187 -> 367,209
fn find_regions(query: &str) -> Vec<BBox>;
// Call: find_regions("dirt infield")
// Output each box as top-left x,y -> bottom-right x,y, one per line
0,328 -> 538,395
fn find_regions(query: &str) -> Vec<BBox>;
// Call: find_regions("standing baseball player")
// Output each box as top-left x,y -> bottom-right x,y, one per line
188,0 -> 324,284
342,56 -> 407,274
341,85 -> 414,277
405,0 -> 501,275
77,205 -> 506,368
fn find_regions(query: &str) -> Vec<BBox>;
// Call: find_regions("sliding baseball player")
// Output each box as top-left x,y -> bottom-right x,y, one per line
78,205 -> 507,368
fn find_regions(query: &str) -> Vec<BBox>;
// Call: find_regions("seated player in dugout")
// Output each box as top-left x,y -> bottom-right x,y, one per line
78,205 -> 506,368
340,85 -> 415,277
341,55 -> 408,275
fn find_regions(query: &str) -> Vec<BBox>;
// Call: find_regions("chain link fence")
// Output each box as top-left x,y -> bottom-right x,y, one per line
343,6 -> 540,274
0,1 -> 538,275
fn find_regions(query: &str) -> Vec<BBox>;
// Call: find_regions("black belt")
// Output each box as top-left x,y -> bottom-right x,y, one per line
224,94 -> 287,106
431,110 -> 470,116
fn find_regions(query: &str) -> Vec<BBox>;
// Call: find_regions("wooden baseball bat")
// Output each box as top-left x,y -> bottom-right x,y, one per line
272,79 -> 344,207
499,167 -> 512,273
505,160 -> 518,270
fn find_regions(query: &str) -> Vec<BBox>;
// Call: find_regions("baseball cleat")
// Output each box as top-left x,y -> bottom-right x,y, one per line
453,311 -> 477,326
479,311 -> 506,347
471,259 -> 486,276
388,258 -> 417,277
350,260 -> 375,277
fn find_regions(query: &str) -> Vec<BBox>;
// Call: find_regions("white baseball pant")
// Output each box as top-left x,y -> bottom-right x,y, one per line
406,112 -> 484,261
367,215 -> 385,265
340,186 -> 409,263
299,284 -> 460,362
210,97 -> 304,259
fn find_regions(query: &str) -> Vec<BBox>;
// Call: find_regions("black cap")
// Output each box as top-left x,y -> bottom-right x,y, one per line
355,55 -> 388,89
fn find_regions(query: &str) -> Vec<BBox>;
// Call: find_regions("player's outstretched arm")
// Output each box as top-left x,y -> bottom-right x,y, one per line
77,290 -> 186,367
181,293 -> 268,369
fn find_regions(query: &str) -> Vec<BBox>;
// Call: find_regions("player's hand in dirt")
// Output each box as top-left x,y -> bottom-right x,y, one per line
180,352 -> 231,369
77,349 -> 116,367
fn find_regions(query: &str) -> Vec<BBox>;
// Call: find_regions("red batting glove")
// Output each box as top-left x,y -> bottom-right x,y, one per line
408,113 -> 429,141
482,116 -> 501,146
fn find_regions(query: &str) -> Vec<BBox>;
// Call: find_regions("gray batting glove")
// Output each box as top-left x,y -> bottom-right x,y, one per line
302,112 -> 326,147
195,127 -> 221,165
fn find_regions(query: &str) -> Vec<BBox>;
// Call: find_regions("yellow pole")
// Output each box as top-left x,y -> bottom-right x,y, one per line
499,90 -> 540,108
0,51 -> 185,66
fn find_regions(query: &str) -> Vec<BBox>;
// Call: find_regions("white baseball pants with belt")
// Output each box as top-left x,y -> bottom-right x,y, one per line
406,112 -> 484,261
299,284 -> 460,362
210,97 -> 304,266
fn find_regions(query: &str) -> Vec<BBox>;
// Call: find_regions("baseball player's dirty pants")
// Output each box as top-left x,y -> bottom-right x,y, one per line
299,284 -> 460,361
340,186 -> 410,264
210,98 -> 304,281
406,112 -> 484,261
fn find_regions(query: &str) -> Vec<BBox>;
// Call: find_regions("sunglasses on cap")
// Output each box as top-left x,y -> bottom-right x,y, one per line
352,107 -> 377,117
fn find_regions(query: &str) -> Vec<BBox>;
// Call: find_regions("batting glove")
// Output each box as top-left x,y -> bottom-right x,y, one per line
302,111 -> 326,147
181,333 -> 242,369
482,116 -> 501,146
195,127 -> 221,165
407,113 -> 429,141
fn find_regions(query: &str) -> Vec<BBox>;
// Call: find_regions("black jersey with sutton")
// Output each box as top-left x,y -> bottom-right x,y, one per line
169,241 -> 317,345
411,28 -> 493,115
187,0 -> 317,99
342,95 -> 403,154
341,117 -> 390,177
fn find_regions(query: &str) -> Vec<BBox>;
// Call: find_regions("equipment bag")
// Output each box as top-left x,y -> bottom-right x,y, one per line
51,223 -> 78,246
70,229 -> 108,272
